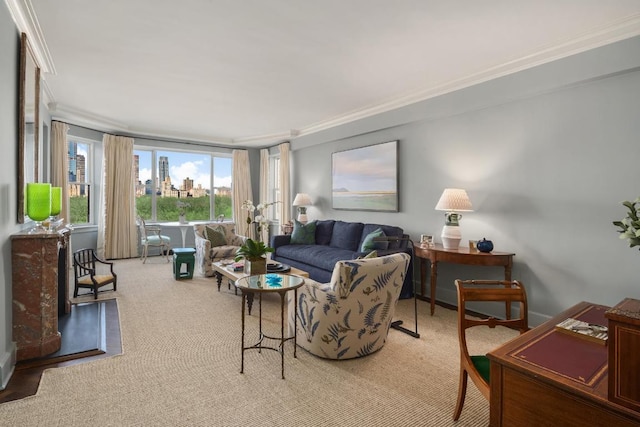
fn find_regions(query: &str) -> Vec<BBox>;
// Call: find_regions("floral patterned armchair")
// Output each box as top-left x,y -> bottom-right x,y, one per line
193,223 -> 246,277
289,252 -> 410,359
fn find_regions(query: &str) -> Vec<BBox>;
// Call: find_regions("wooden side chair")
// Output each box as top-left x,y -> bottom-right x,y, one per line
453,279 -> 529,421
73,248 -> 117,299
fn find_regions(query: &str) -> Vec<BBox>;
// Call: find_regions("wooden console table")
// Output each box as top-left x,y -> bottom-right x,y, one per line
413,243 -> 514,315
488,301 -> 640,426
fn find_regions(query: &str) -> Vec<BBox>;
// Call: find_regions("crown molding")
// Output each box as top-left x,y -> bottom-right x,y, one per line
296,14 -> 640,138
49,103 -> 131,133
5,0 -> 56,74
36,10 -> 640,148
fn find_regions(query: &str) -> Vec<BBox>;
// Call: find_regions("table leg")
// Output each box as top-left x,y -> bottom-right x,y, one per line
505,263 -> 513,319
280,291 -> 286,379
293,288 -> 298,359
420,258 -> 427,297
215,271 -> 222,291
247,292 -> 254,316
430,261 -> 438,316
258,293 -> 262,352
240,292 -> 246,374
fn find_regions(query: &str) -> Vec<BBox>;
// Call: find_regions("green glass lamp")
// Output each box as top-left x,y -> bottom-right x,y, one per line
27,183 -> 51,233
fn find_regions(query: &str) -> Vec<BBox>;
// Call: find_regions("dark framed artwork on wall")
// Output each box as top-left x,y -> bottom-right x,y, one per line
332,140 -> 398,212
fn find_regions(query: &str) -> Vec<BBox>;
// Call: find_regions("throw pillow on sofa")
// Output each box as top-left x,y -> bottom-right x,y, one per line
205,225 -> 227,247
291,220 -> 316,244
360,228 -> 389,252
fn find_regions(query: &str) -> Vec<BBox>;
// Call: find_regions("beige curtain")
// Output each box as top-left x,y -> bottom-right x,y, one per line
259,149 -> 270,242
50,121 -> 69,223
232,149 -> 254,239
278,142 -> 291,225
98,134 -> 138,259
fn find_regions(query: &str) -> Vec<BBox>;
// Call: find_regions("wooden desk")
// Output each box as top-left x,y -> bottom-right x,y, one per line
488,301 -> 640,427
413,243 -> 515,315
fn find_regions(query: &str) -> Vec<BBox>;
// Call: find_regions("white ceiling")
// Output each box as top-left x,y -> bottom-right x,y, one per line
11,0 -> 640,147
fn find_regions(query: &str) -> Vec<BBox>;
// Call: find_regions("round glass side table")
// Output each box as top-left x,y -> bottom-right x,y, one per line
234,274 -> 305,379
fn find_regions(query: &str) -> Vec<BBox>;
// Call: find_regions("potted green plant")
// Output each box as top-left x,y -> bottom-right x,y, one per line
613,197 -> 640,250
235,238 -> 274,275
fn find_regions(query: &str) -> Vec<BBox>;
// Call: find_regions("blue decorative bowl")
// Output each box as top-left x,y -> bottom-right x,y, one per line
476,238 -> 494,253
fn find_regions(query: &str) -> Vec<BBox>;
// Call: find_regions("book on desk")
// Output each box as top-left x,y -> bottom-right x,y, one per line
555,317 -> 608,345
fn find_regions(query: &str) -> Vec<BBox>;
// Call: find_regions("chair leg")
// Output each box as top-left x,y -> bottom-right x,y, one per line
94,285 -> 98,299
142,245 -> 147,263
453,368 -> 469,421
73,284 -> 78,298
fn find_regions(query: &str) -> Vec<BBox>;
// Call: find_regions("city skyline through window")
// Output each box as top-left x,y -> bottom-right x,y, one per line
134,149 -> 232,221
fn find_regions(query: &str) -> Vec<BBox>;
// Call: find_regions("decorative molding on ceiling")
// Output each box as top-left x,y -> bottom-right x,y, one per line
6,0 -> 56,74
294,13 -> 640,139
17,4 -> 640,148
49,103 -> 131,133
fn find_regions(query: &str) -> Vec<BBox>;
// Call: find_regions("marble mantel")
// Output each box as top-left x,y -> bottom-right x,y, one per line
11,228 -> 70,361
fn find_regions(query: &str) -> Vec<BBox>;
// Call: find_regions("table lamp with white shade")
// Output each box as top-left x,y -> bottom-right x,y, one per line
435,188 -> 473,250
292,193 -> 312,224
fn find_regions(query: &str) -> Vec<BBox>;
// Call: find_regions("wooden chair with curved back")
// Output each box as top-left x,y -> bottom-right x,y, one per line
73,248 -> 117,299
453,279 -> 529,421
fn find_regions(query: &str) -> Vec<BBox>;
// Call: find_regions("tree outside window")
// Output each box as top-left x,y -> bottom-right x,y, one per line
134,149 -> 232,222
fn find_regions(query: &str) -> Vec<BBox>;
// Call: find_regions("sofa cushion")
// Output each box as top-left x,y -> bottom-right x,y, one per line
290,220 -> 317,245
205,225 -> 227,247
330,221 -> 364,251
276,244 -> 355,272
360,228 -> 389,252
315,220 -> 335,246
361,223 -> 404,249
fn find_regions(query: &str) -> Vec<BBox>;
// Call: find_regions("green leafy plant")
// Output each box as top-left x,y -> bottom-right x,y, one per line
613,197 -> 640,250
234,238 -> 274,261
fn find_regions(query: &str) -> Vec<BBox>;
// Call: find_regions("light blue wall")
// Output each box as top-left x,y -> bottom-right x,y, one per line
292,36 -> 640,325
0,2 -> 19,389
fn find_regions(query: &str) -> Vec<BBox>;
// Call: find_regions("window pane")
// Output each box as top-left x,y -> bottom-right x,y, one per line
134,150 -> 153,220
133,149 -> 232,222
68,140 -> 90,224
155,150 -> 211,221
214,157 -> 232,221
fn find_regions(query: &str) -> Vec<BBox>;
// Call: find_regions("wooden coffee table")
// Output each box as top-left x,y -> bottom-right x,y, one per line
211,260 -> 308,314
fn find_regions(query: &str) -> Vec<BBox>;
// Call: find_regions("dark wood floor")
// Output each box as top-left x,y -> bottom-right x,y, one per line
0,299 -> 121,403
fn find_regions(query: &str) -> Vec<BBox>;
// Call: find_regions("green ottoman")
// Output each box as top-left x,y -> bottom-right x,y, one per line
173,247 -> 196,280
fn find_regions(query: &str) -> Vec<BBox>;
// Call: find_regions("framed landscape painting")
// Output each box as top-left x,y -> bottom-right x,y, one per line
332,140 -> 398,211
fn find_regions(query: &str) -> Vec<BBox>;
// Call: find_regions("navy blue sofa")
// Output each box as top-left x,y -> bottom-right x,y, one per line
271,220 -> 414,299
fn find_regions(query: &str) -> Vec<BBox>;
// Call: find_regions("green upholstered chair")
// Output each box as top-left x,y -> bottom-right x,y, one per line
453,279 -> 529,421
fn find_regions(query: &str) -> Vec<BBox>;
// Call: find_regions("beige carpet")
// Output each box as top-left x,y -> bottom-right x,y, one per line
0,257 -> 517,426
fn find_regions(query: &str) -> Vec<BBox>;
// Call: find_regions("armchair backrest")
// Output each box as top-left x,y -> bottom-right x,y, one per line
294,252 -> 410,359
193,222 -> 243,246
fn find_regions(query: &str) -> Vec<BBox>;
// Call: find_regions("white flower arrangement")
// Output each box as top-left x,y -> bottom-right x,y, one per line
241,200 -> 279,241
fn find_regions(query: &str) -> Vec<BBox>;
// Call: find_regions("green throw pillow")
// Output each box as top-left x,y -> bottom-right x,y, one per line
205,225 -> 227,247
359,250 -> 378,259
290,220 -> 316,245
360,228 -> 386,252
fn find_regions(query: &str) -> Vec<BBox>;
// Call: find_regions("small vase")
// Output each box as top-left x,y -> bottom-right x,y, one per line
179,214 -> 187,224
245,257 -> 266,275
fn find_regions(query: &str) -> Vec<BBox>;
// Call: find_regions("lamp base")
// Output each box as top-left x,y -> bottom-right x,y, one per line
297,213 -> 308,224
441,225 -> 461,250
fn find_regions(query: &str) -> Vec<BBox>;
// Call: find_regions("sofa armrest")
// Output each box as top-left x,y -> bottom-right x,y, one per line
271,234 -> 291,250
194,233 -> 211,275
